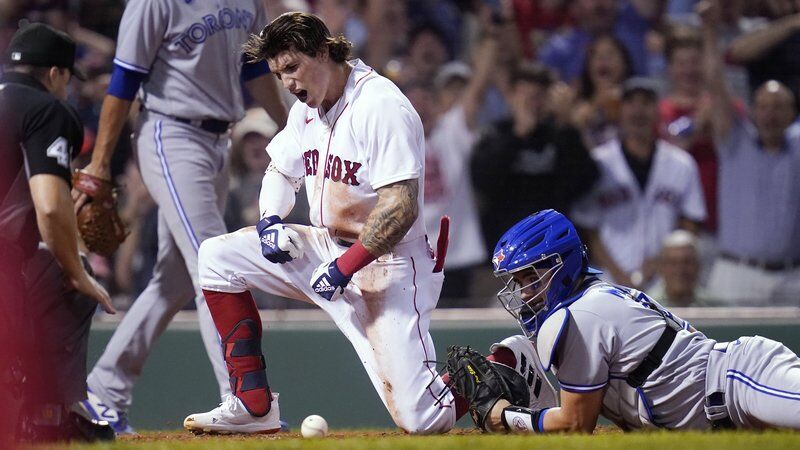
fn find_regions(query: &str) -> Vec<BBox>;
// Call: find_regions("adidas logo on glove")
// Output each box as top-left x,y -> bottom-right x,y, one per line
260,230 -> 277,248
314,278 -> 337,293
310,260 -> 352,301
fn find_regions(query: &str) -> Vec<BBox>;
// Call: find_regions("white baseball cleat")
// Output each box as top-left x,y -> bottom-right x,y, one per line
183,392 -> 281,435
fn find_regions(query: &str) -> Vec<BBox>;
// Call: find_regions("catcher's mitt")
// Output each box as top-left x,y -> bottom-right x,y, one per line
72,170 -> 128,257
445,346 -> 530,431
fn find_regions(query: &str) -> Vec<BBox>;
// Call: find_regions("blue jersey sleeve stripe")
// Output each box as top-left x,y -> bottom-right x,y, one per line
558,380 -> 607,392
113,58 -> 150,74
240,60 -> 270,82
107,64 -> 146,100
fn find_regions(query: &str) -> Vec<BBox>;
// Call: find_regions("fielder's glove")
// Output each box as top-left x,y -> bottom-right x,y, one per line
310,259 -> 351,302
445,345 -> 530,431
72,170 -> 128,257
256,215 -> 304,263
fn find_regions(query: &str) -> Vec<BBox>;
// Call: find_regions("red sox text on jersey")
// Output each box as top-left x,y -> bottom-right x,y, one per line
303,149 -> 362,186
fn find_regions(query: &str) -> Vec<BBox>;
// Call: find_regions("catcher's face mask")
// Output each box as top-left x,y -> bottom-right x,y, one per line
496,253 -> 563,339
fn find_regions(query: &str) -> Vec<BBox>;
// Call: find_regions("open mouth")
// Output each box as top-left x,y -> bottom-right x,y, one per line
295,89 -> 308,103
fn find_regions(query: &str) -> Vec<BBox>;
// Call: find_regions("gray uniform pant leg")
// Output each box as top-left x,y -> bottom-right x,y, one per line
88,115 -> 230,411
723,336 -> 800,429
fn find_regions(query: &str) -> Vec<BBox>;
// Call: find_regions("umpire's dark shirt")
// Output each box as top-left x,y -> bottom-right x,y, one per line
0,72 -> 83,258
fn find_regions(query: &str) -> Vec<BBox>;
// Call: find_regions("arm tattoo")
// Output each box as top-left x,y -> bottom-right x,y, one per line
360,179 -> 419,255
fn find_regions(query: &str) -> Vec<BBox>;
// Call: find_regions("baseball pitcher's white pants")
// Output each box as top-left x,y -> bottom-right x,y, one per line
199,225 -> 457,434
706,336 -> 800,429
88,113 -> 232,412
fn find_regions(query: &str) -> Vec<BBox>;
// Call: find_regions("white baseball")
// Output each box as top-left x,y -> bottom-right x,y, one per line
300,414 -> 328,438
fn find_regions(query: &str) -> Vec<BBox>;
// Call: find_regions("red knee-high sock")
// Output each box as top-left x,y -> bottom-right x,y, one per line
204,289 -> 272,416
445,347 -> 518,420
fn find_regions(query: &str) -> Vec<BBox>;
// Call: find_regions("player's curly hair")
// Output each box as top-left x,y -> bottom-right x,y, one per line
244,12 -> 352,63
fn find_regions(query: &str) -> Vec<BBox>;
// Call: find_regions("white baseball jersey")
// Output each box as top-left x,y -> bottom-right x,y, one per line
197,61 -> 459,432
114,0 -> 266,122
268,59 -> 427,243
571,139 -> 706,275
422,105 -> 485,269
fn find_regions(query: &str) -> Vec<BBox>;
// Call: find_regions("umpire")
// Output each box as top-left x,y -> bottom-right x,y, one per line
0,22 -> 115,443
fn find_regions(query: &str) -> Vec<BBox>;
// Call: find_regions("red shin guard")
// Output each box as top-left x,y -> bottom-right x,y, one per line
203,289 -> 272,417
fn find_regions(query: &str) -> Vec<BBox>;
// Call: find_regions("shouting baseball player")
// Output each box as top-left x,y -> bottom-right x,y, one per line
183,12 -> 456,434
77,0 -> 288,434
447,209 -> 800,433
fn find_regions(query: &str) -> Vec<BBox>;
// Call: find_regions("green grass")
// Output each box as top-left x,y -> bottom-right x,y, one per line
45,429 -> 800,450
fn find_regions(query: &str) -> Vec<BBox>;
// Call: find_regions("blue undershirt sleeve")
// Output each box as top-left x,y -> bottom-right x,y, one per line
107,63 -> 146,100
240,59 -> 270,83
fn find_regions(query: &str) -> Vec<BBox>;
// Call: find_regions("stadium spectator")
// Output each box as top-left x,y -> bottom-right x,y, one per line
511,0 -> 573,59
393,23 -> 451,88
727,0 -> 800,108
658,29 -> 719,233
362,0 -> 409,76
666,0 -> 699,24
472,63 -> 598,255
572,77 -> 706,289
315,0 -> 368,55
538,0 -> 667,82
413,30 -> 497,306
571,34 -> 633,149
648,229 -> 715,307
701,0 -> 800,306
407,0 -> 464,59
224,108 -> 279,233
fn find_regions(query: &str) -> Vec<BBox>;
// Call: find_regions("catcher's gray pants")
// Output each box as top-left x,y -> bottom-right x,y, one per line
88,111 -> 230,412
706,336 -> 800,429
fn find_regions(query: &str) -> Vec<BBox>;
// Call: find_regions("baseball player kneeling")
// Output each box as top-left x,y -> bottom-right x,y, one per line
446,209 -> 800,433
183,12 -> 456,435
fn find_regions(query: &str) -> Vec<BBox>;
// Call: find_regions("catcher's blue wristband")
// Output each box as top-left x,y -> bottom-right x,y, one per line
501,406 -> 549,433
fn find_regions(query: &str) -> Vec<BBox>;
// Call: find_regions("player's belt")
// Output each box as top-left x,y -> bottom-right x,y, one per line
141,106 -> 230,134
172,116 -> 231,134
332,229 -> 358,247
720,251 -> 800,272
705,392 -> 736,430
625,325 -> 678,388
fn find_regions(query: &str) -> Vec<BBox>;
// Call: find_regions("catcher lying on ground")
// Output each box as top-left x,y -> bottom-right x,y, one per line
445,210 -> 800,433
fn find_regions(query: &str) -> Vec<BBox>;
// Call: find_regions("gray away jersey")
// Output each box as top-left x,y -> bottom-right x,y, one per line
536,280 -> 716,430
115,0 -> 267,122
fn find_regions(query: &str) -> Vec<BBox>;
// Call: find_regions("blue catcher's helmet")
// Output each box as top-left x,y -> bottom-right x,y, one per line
492,209 -> 599,338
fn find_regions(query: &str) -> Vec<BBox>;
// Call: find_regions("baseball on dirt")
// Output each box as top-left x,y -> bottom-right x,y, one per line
301,414 -> 328,438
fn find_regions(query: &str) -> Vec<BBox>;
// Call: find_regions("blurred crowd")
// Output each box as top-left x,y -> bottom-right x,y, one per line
3,0 -> 800,310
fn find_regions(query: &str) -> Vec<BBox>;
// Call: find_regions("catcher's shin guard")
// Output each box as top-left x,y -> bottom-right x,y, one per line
204,290 -> 272,417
